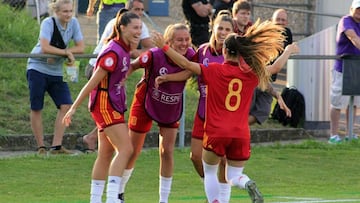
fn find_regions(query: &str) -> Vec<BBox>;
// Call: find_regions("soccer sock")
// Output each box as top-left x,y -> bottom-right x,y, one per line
118,168 -> 134,196
219,183 -> 231,203
202,160 -> 220,202
105,176 -> 121,203
90,179 -> 105,203
159,176 -> 173,203
227,165 -> 249,189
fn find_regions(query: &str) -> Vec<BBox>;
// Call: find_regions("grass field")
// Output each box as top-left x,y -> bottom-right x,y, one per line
1,140 -> 360,203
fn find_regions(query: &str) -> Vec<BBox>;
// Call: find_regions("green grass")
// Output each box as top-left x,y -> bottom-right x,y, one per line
1,140 -> 360,202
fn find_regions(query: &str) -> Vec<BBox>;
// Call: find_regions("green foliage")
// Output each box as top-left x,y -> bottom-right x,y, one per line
1,141 -> 360,202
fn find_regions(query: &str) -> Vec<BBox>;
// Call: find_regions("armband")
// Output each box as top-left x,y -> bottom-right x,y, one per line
162,45 -> 170,52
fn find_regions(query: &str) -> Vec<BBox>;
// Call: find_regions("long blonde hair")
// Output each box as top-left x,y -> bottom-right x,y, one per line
224,19 -> 285,90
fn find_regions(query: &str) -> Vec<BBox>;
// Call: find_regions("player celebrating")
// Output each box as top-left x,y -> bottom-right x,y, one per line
152,19 -> 285,203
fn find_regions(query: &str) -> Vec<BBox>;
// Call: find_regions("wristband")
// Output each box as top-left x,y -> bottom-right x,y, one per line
162,45 -> 170,52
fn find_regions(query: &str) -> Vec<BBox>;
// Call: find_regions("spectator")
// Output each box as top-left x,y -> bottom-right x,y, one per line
211,0 -> 236,19
62,11 -> 142,203
270,8 -> 293,81
118,23 -> 195,203
182,0 -> 213,47
26,0 -> 84,155
81,0 -> 154,153
329,0 -> 360,143
152,19 -> 285,203
232,0 -> 252,36
87,0 -> 127,43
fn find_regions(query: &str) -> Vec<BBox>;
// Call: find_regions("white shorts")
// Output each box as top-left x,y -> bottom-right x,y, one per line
330,69 -> 360,109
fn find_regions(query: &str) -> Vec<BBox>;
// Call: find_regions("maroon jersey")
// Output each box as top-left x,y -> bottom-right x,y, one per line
139,47 -> 195,124
201,61 -> 258,139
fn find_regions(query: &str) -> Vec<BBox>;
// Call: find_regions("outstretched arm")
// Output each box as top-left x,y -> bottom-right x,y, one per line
152,32 -> 202,75
266,43 -> 299,74
155,70 -> 193,88
62,67 -> 107,126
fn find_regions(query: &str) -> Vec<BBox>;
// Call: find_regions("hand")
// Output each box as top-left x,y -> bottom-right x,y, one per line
285,43 -> 300,55
277,95 -> 292,118
155,75 -> 167,89
47,58 -> 55,64
86,7 -> 94,16
62,108 -> 76,127
65,51 -> 75,66
151,31 -> 165,48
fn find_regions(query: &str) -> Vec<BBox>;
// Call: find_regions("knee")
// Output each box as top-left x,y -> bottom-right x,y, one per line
190,152 -> 202,164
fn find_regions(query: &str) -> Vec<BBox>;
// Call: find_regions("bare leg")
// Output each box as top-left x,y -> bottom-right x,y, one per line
30,110 -> 44,147
83,127 -> 98,150
248,115 -> 257,125
190,137 -> 204,178
126,130 -> 146,169
52,104 -> 71,146
159,127 -> 178,177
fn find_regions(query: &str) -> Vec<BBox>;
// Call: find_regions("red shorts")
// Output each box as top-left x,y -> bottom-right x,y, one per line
192,113 -> 205,139
128,85 -> 179,133
91,100 -> 125,132
203,133 -> 251,161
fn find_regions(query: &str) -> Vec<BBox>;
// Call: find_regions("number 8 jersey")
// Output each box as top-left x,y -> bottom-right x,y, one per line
200,61 -> 258,139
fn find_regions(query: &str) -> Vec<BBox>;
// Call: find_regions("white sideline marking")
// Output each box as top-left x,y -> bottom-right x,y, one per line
273,197 -> 360,203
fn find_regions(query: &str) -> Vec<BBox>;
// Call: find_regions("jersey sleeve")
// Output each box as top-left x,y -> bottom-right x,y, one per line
200,63 -> 216,84
97,51 -> 118,72
138,50 -> 153,70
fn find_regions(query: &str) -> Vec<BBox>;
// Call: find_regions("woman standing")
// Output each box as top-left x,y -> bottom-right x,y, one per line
152,19 -> 285,203
118,23 -> 195,203
26,0 -> 84,155
62,11 -> 142,203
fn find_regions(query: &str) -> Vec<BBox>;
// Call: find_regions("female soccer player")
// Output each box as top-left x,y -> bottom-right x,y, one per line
152,19 -> 285,203
62,11 -> 142,203
118,23 -> 195,203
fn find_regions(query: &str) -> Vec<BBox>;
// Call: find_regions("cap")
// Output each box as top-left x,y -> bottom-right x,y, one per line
352,0 -> 360,9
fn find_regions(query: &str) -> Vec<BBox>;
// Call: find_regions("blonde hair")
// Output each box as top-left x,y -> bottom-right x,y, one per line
163,23 -> 190,44
224,19 -> 285,90
49,0 -> 73,14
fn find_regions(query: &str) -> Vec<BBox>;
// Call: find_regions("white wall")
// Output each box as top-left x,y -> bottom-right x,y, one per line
316,0 -> 352,31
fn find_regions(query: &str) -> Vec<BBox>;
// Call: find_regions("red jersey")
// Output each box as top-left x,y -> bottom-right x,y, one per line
200,61 -> 258,139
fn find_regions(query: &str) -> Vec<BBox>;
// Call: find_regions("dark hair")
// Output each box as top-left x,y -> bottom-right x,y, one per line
106,10 -> 140,43
127,0 -> 144,9
224,19 -> 285,90
232,0 -> 251,16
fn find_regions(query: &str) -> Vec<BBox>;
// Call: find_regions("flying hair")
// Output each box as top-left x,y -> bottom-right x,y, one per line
224,19 -> 285,90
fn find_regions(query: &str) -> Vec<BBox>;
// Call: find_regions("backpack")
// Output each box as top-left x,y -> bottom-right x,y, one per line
271,86 -> 305,128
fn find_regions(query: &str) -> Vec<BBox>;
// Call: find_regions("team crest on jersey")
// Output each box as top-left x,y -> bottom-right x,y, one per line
152,88 -> 160,100
159,67 -> 168,76
141,54 -> 149,63
121,57 -> 128,72
105,57 -> 114,67
202,58 -> 209,67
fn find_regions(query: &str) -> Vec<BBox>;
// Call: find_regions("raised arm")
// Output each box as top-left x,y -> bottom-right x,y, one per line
266,43 -> 299,74
152,32 -> 202,75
